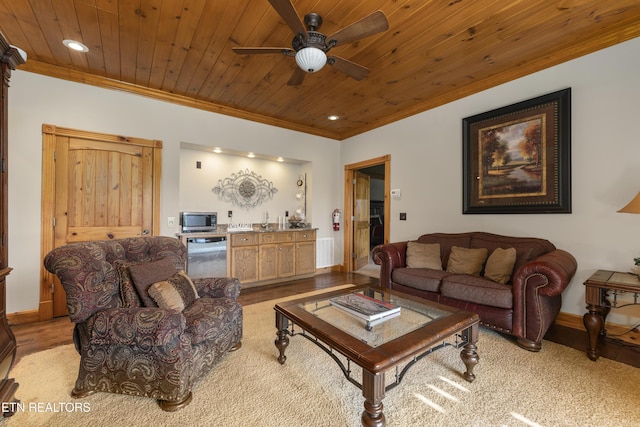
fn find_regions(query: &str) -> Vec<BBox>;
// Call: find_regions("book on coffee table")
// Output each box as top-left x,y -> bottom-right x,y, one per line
329,293 -> 400,322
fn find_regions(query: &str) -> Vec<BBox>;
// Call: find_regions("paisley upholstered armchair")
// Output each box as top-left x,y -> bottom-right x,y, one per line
44,236 -> 243,411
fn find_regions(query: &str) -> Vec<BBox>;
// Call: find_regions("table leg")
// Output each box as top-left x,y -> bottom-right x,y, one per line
600,296 -> 611,336
460,324 -> 479,382
583,304 -> 603,361
361,370 -> 385,427
274,312 -> 290,365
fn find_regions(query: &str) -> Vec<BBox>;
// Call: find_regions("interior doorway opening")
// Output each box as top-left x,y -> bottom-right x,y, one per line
343,155 -> 390,274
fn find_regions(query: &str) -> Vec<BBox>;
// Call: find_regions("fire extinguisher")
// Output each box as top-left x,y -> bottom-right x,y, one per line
332,209 -> 341,231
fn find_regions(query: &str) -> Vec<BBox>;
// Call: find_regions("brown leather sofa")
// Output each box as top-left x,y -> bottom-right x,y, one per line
372,232 -> 577,351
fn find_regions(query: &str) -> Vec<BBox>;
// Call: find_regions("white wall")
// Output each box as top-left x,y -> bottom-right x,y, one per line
342,36 -> 640,324
7,73 -> 341,313
7,36 -> 640,324
179,148 -> 308,225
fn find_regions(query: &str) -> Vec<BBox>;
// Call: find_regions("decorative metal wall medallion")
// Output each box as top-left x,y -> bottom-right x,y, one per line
213,169 -> 278,209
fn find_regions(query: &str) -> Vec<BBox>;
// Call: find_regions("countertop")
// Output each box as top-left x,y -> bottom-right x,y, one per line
176,225 -> 316,238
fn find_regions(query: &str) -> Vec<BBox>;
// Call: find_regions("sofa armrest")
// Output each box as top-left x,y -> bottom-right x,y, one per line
372,242 -> 408,287
193,277 -> 241,300
88,307 -> 186,347
513,249 -> 578,297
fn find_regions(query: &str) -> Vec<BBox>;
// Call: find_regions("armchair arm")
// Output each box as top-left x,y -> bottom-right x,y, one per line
513,249 -> 578,297
193,277 -> 241,300
88,307 -> 186,347
372,242 -> 408,288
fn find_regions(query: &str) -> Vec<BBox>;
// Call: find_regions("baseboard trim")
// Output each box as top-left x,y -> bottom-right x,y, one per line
554,312 -> 584,330
7,309 -> 40,326
315,265 -> 341,275
554,311 -> 640,345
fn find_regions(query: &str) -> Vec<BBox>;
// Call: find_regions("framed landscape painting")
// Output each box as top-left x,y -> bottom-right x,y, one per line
462,88 -> 571,214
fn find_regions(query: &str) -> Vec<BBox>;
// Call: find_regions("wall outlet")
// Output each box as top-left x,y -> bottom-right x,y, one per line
228,210 -> 233,218
399,212 -> 407,220
168,216 -> 175,227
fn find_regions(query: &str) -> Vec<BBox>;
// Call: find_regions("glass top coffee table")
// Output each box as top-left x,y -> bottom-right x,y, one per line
274,285 -> 480,427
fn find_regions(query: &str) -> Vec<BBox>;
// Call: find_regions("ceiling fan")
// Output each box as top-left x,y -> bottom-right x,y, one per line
232,0 -> 389,86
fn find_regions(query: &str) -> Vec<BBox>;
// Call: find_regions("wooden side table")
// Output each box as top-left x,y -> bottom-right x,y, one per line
583,270 -> 640,361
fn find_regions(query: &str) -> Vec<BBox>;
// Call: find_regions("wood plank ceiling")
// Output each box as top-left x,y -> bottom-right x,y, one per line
1,0 -> 639,140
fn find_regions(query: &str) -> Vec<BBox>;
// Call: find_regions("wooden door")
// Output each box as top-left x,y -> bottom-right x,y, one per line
40,125 -> 162,319
344,156 -> 390,272
354,171 -> 371,270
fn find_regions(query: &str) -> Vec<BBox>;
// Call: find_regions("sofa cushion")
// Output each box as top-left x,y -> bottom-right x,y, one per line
484,247 -> 517,284
406,242 -> 442,269
129,257 -> 178,307
392,268 -> 450,292
417,233 -> 472,268
446,246 -> 488,276
470,233 -> 555,279
182,297 -> 243,345
441,275 -> 513,309
148,271 -> 200,312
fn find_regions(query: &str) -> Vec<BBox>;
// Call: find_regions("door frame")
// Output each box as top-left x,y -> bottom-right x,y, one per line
343,155 -> 390,272
39,124 -> 162,321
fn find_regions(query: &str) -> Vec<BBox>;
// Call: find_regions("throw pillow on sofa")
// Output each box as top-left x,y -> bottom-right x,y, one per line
129,257 -> 178,307
446,246 -> 488,276
406,242 -> 442,269
148,271 -> 200,312
113,260 -> 145,308
484,247 -> 517,284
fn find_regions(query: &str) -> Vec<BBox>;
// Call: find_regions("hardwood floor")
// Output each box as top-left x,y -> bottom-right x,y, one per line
10,271 -> 378,364
10,271 -> 639,369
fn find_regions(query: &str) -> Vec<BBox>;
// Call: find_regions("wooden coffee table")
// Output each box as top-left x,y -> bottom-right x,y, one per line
274,285 -> 480,427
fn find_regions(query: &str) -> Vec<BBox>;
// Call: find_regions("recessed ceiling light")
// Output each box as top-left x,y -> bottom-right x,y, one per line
276,157 -> 284,162
327,115 -> 339,121
63,39 -> 89,52
213,147 -> 222,153
247,152 -> 255,158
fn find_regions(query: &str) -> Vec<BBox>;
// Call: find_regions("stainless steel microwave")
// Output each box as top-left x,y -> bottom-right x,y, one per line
179,212 -> 217,232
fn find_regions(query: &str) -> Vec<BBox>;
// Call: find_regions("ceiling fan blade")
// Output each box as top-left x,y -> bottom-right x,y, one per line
268,0 -> 307,38
287,67 -> 306,86
327,56 -> 370,80
232,47 -> 294,55
327,10 -> 389,47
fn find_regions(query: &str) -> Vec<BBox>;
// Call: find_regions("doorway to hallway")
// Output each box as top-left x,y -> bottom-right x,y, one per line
343,155 -> 390,274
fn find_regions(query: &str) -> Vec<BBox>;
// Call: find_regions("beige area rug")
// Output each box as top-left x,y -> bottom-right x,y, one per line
5,284 -> 640,427
355,263 -> 380,279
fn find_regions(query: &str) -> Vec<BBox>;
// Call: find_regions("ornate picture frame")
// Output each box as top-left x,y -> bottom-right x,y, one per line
462,88 -> 571,214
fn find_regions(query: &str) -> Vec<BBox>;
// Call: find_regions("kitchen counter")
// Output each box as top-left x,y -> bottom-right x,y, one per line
176,224 -> 317,238
177,226 -> 317,288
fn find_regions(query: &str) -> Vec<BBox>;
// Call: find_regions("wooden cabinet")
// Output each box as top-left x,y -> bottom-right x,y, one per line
229,233 -> 259,283
230,230 -> 316,287
259,232 -> 296,281
0,34 -> 24,415
295,230 -> 316,275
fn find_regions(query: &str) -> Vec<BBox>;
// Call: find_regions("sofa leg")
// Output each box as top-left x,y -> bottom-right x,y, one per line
71,387 -> 96,399
230,341 -> 242,351
159,391 -> 193,412
517,338 -> 542,352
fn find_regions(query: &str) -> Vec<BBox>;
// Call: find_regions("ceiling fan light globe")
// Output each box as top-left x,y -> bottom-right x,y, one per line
295,47 -> 327,73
